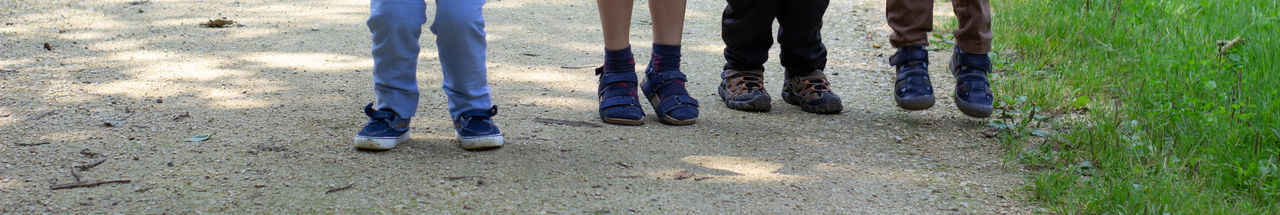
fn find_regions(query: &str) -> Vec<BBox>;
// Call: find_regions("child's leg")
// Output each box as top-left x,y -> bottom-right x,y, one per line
951,0 -> 992,54
594,0 -> 647,125
948,0 -> 994,118
776,0 -> 829,78
368,0 -> 429,119
642,0 -> 698,125
886,0 -> 938,111
648,0 -> 686,46
597,0 -> 635,50
721,0 -> 778,71
718,0 -> 778,112
776,0 -> 841,114
645,0 -> 686,73
886,0 -> 934,49
430,0 -> 492,120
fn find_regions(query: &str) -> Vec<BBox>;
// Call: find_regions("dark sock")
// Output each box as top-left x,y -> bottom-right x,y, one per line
649,43 -> 682,72
604,46 -> 635,73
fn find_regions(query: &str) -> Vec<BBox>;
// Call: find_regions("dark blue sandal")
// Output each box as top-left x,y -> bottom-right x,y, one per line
949,47 -> 994,118
596,66 -> 645,125
642,67 -> 699,125
889,45 -> 936,110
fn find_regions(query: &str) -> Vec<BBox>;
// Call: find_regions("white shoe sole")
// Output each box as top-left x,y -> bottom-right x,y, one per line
457,134 -> 503,150
354,132 -> 410,151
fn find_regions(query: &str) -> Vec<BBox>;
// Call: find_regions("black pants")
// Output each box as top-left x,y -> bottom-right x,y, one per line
722,0 -> 829,78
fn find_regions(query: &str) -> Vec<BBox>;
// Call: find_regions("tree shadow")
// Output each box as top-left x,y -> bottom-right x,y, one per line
0,0 -> 1025,213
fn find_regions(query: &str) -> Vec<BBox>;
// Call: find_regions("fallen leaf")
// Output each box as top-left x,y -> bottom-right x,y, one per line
673,170 -> 694,180
201,18 -> 239,28
171,112 -> 190,121
980,128 -> 998,138
183,133 -> 213,142
1216,36 -> 1247,55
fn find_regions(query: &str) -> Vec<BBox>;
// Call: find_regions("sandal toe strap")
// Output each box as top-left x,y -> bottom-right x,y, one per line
601,96 -> 642,110
655,95 -> 698,114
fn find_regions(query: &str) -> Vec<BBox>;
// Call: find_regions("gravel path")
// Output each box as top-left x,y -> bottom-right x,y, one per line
1,0 -> 1031,213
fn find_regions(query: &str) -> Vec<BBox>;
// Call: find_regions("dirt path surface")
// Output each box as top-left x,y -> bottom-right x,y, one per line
2,0 -> 1032,213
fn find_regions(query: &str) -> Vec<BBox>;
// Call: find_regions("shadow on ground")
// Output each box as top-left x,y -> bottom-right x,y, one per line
0,0 -> 1029,213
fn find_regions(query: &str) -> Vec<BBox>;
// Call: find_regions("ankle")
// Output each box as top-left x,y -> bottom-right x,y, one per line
649,43 -> 682,72
604,46 -> 635,71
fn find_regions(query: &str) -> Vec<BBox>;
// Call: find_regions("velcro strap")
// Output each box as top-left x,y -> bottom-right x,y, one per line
600,96 -> 640,109
896,70 -> 929,80
654,71 -> 687,82
889,48 -> 928,66
955,53 -> 992,72
653,81 -> 688,97
955,73 -> 988,82
599,72 -> 638,85
657,96 -> 699,113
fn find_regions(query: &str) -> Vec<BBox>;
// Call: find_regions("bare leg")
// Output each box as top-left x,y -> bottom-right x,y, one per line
649,0 -> 686,46
598,0 -> 635,50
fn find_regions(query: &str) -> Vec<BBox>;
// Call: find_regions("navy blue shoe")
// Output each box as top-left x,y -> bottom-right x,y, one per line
454,106 -> 503,150
889,45 -> 936,110
641,55 -> 699,125
949,47 -> 994,118
354,103 -> 410,151
597,66 -> 645,125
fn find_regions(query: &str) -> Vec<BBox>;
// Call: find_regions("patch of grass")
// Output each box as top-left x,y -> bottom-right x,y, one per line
989,0 -> 1279,213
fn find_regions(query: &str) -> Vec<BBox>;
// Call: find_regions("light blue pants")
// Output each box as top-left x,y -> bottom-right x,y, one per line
368,0 -> 491,120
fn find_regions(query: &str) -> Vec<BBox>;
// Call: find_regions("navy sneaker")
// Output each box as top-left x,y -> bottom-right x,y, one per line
354,103 -> 410,151
889,45 -> 936,110
454,106 -> 503,150
949,47 -> 994,118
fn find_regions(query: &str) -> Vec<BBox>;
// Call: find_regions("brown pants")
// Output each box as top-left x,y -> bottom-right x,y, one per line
887,0 -> 992,54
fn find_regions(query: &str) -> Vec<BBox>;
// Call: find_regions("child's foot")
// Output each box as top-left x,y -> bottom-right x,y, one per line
454,106 -> 503,150
642,45 -> 699,125
354,103 -> 410,151
781,71 -> 843,114
719,69 -> 771,112
949,47 -> 994,118
597,67 -> 645,125
597,47 -> 645,126
889,45 -> 936,110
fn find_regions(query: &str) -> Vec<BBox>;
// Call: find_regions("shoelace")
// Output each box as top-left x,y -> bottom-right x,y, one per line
797,79 -> 832,96
731,75 -> 764,90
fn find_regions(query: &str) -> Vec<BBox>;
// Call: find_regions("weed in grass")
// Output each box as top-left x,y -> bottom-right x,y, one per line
993,0 -> 1279,213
